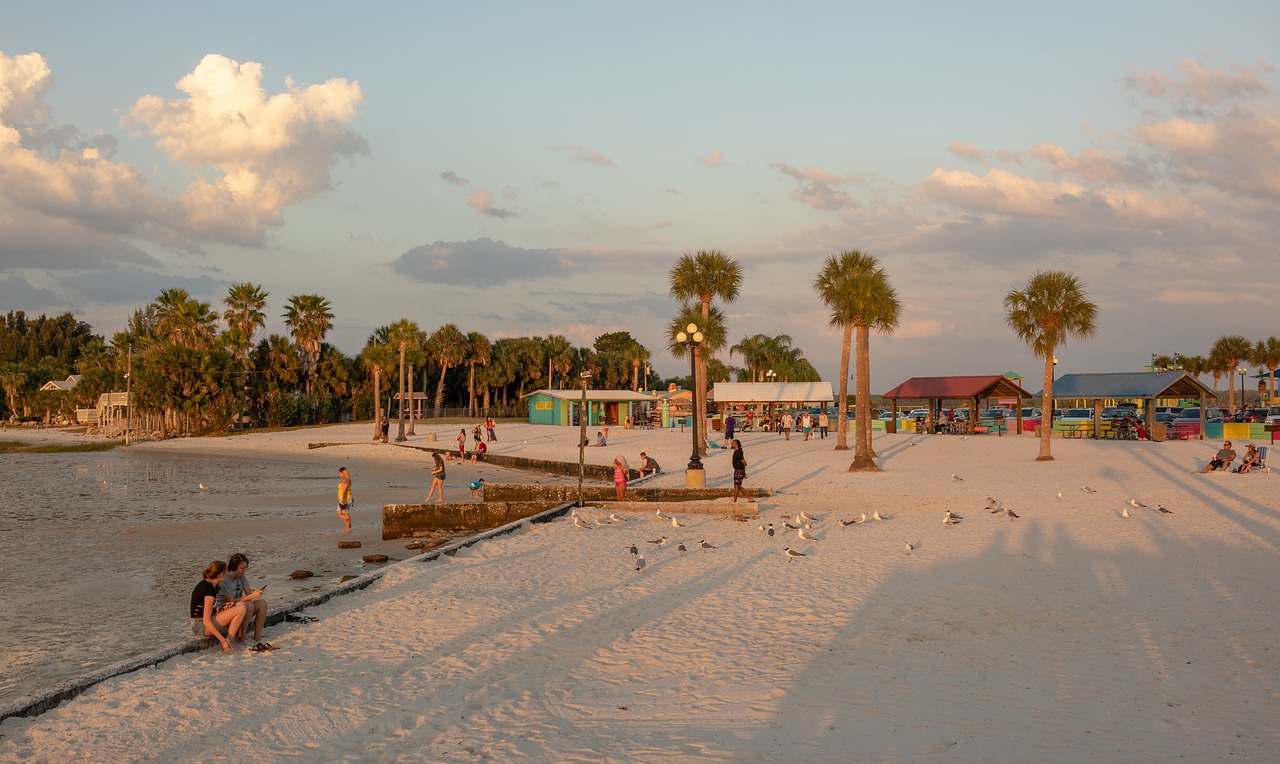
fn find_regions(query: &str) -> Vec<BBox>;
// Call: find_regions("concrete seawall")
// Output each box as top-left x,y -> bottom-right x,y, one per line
0,502 -> 576,723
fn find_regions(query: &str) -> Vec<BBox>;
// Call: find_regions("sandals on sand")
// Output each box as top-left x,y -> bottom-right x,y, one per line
249,642 -> 278,652
285,612 -> 318,624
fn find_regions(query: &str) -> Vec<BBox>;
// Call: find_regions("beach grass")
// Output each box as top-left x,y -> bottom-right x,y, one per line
0,441 -> 120,453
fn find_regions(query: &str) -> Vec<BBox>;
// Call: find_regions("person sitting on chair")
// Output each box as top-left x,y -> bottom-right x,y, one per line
1199,441 -> 1236,473
1238,444 -> 1261,473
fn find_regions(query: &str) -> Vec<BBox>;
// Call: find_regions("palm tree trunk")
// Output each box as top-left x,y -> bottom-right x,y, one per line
434,366 -> 448,417
835,322 -> 852,451
849,324 -> 879,471
396,345 -> 407,442
371,366 -> 382,440
407,363 -> 416,435
468,362 -> 477,417
1037,353 -> 1055,461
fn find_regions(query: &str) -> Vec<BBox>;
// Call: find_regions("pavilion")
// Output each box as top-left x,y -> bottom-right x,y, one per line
880,375 -> 1032,433
1040,371 -> 1215,439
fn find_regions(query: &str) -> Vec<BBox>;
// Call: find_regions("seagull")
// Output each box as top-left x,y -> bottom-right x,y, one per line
628,544 -> 638,556
767,524 -> 775,538
1081,485 -> 1098,493
677,542 -> 687,552
699,539 -> 716,550
757,523 -> 765,533
946,510 -> 964,520
984,497 -> 1000,509
839,518 -> 858,527
799,511 -> 817,523
990,506 -> 1007,515
783,547 -> 806,562
655,508 -> 668,521
944,516 -> 961,525
610,513 -> 626,523
594,517 -> 612,526
783,521 -> 799,530
1122,506 -> 1132,518
198,483 -> 207,492
873,511 -> 886,521
635,555 -> 646,572
647,536 -> 667,546
573,516 -> 593,530
904,542 -> 914,552
857,513 -> 866,524
1157,505 -> 1173,514
951,474 -> 964,481
1129,499 -> 1148,508
799,527 -> 819,541
671,516 -> 685,528
1006,510 -> 1020,519
793,513 -> 806,526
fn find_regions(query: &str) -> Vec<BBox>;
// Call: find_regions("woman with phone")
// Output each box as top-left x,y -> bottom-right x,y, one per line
217,552 -> 268,645
191,561 -> 247,652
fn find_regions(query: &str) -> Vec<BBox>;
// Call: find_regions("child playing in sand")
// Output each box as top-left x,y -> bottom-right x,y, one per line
468,478 -> 485,498
613,455 -> 628,501
337,466 -> 354,532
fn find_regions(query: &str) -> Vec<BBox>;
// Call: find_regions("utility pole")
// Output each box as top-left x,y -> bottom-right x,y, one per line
125,344 -> 132,446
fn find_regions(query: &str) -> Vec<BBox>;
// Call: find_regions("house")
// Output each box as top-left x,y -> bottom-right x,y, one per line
39,374 -> 83,392
523,389 -> 654,427
89,391 -> 131,426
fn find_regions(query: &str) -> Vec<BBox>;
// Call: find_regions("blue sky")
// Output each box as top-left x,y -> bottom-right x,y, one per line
2,2 -> 1278,389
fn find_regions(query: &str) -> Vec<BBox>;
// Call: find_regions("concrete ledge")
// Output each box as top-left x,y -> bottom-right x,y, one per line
0,501 -> 575,723
483,484 -> 770,503
382,501 -> 562,539
397,444 -> 639,481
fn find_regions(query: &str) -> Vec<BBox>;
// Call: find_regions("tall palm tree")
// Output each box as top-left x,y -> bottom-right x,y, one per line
667,303 -> 728,397
387,319 -> 426,441
543,335 -> 574,391
1004,270 -> 1099,462
282,294 -> 334,399
630,341 -> 650,391
361,327 -> 395,440
1210,335 -> 1253,413
488,338 -> 522,409
152,289 -> 218,350
223,283 -> 268,341
1253,337 -> 1280,405
466,331 -> 492,416
669,249 -> 743,454
426,324 -> 468,416
814,251 -> 900,465
729,334 -> 767,381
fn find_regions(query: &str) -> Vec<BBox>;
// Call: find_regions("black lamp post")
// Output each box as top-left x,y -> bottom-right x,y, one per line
675,323 -> 705,486
578,371 -> 591,507
1238,366 -> 1247,417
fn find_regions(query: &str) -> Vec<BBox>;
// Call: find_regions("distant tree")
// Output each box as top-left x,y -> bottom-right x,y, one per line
669,250 -> 742,454
1254,337 -> 1280,405
426,324 -> 468,416
1210,335 -> 1253,412
386,319 -> 426,440
361,327 -> 395,440
282,294 -> 334,399
1004,270 -> 1098,462
466,331 -> 492,416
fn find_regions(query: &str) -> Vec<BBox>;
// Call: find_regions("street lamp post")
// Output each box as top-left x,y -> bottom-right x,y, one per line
765,369 -> 777,430
577,371 -> 591,507
1237,366 -> 1247,416
676,323 -> 705,488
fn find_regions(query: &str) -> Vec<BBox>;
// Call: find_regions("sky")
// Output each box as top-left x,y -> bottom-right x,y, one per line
2,2 -> 1278,390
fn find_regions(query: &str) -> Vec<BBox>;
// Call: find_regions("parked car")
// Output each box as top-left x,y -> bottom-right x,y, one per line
1154,412 -> 1177,424
1019,407 -> 1043,419
1174,407 -> 1225,423
982,408 -> 1011,419
1266,406 -> 1280,424
1059,408 -> 1094,421
1240,408 -> 1269,423
1154,406 -> 1183,417
907,408 -> 930,420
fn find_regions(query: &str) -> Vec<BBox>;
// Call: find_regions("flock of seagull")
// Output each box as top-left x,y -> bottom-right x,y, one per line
568,474 -> 1174,571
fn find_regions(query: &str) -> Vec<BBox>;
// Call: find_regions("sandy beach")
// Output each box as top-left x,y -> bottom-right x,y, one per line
2,422 -> 1277,762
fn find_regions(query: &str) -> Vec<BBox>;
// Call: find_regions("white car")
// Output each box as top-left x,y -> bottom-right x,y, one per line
1265,405 -> 1280,424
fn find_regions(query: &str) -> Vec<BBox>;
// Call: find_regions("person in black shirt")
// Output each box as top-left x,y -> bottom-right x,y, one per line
730,439 -> 755,504
190,560 -> 247,651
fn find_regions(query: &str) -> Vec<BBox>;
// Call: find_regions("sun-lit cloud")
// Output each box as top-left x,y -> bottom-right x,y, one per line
946,141 -> 987,160
1124,57 -> 1274,108
768,162 -> 862,211
548,143 -> 615,166
697,149 -> 725,168
466,188 -> 517,218
439,171 -> 469,186
127,54 -> 369,245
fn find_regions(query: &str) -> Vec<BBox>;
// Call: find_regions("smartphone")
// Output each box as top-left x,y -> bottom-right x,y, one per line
257,585 -> 268,592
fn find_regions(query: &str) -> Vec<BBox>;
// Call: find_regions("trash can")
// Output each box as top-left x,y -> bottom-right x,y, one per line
1151,423 -> 1165,442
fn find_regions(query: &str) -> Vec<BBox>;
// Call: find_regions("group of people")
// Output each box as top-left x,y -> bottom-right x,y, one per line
452,422 -> 493,463
190,553 -> 270,652
757,410 -> 829,441
1199,441 -> 1265,474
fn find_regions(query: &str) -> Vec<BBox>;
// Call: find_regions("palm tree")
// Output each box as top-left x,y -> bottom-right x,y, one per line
466,331 -> 492,416
361,328 -> 395,440
223,283 -> 268,341
387,319 -> 426,441
543,335 -> 574,391
488,338 -> 522,409
669,249 -> 743,454
426,324 -> 468,416
730,334 -> 770,381
668,303 -> 728,394
152,289 -> 218,350
814,251 -> 900,465
282,294 -> 334,399
1004,271 -> 1099,462
0,364 -> 27,419
1210,335 -> 1253,413
1253,337 -> 1280,405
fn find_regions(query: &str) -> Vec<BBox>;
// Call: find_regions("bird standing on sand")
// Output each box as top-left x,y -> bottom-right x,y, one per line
647,536 -> 667,546
767,524 -> 775,538
628,544 -> 638,556
857,513 -> 866,524
595,517 -> 612,526
198,483 -> 207,492
573,516 -> 592,530
1006,510 -> 1020,519
635,555 -> 646,573
610,513 -> 626,523
1122,507 -> 1132,518
678,542 -> 687,552
799,511 -> 817,523
873,511 -> 886,521
904,542 -> 914,552
799,527 -> 819,541
839,518 -> 858,527
1081,485 -> 1098,493
984,497 -> 1000,509
1129,499 -> 1148,508
952,474 -> 964,481
700,539 -> 716,550
655,508 -> 668,521
671,516 -> 685,528
783,521 -> 799,530
1158,505 -> 1173,514
783,547 -> 806,562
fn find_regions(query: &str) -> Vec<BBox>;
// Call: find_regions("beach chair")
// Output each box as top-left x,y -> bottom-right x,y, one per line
1255,446 -> 1270,473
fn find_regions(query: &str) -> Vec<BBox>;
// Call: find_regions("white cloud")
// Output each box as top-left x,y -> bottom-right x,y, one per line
1124,57 -> 1274,108
768,162 -> 862,211
946,141 -> 986,161
467,188 -> 517,218
697,149 -> 725,168
548,143 -> 616,166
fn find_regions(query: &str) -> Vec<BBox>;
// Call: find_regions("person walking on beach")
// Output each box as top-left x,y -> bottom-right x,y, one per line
725,413 -> 736,442
801,412 -> 813,441
379,416 -> 389,444
485,417 -> 496,442
780,411 -> 793,441
427,452 -> 446,502
818,411 -> 829,439
337,467 -> 354,531
730,439 -> 755,503
190,561 -> 247,652
455,428 -> 467,460
613,455 -> 629,501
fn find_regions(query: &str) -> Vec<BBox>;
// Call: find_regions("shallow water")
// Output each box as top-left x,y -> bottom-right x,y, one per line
0,446 -> 573,705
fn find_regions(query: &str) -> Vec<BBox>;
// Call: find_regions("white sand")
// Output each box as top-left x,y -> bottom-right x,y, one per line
2,423 -> 1278,762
